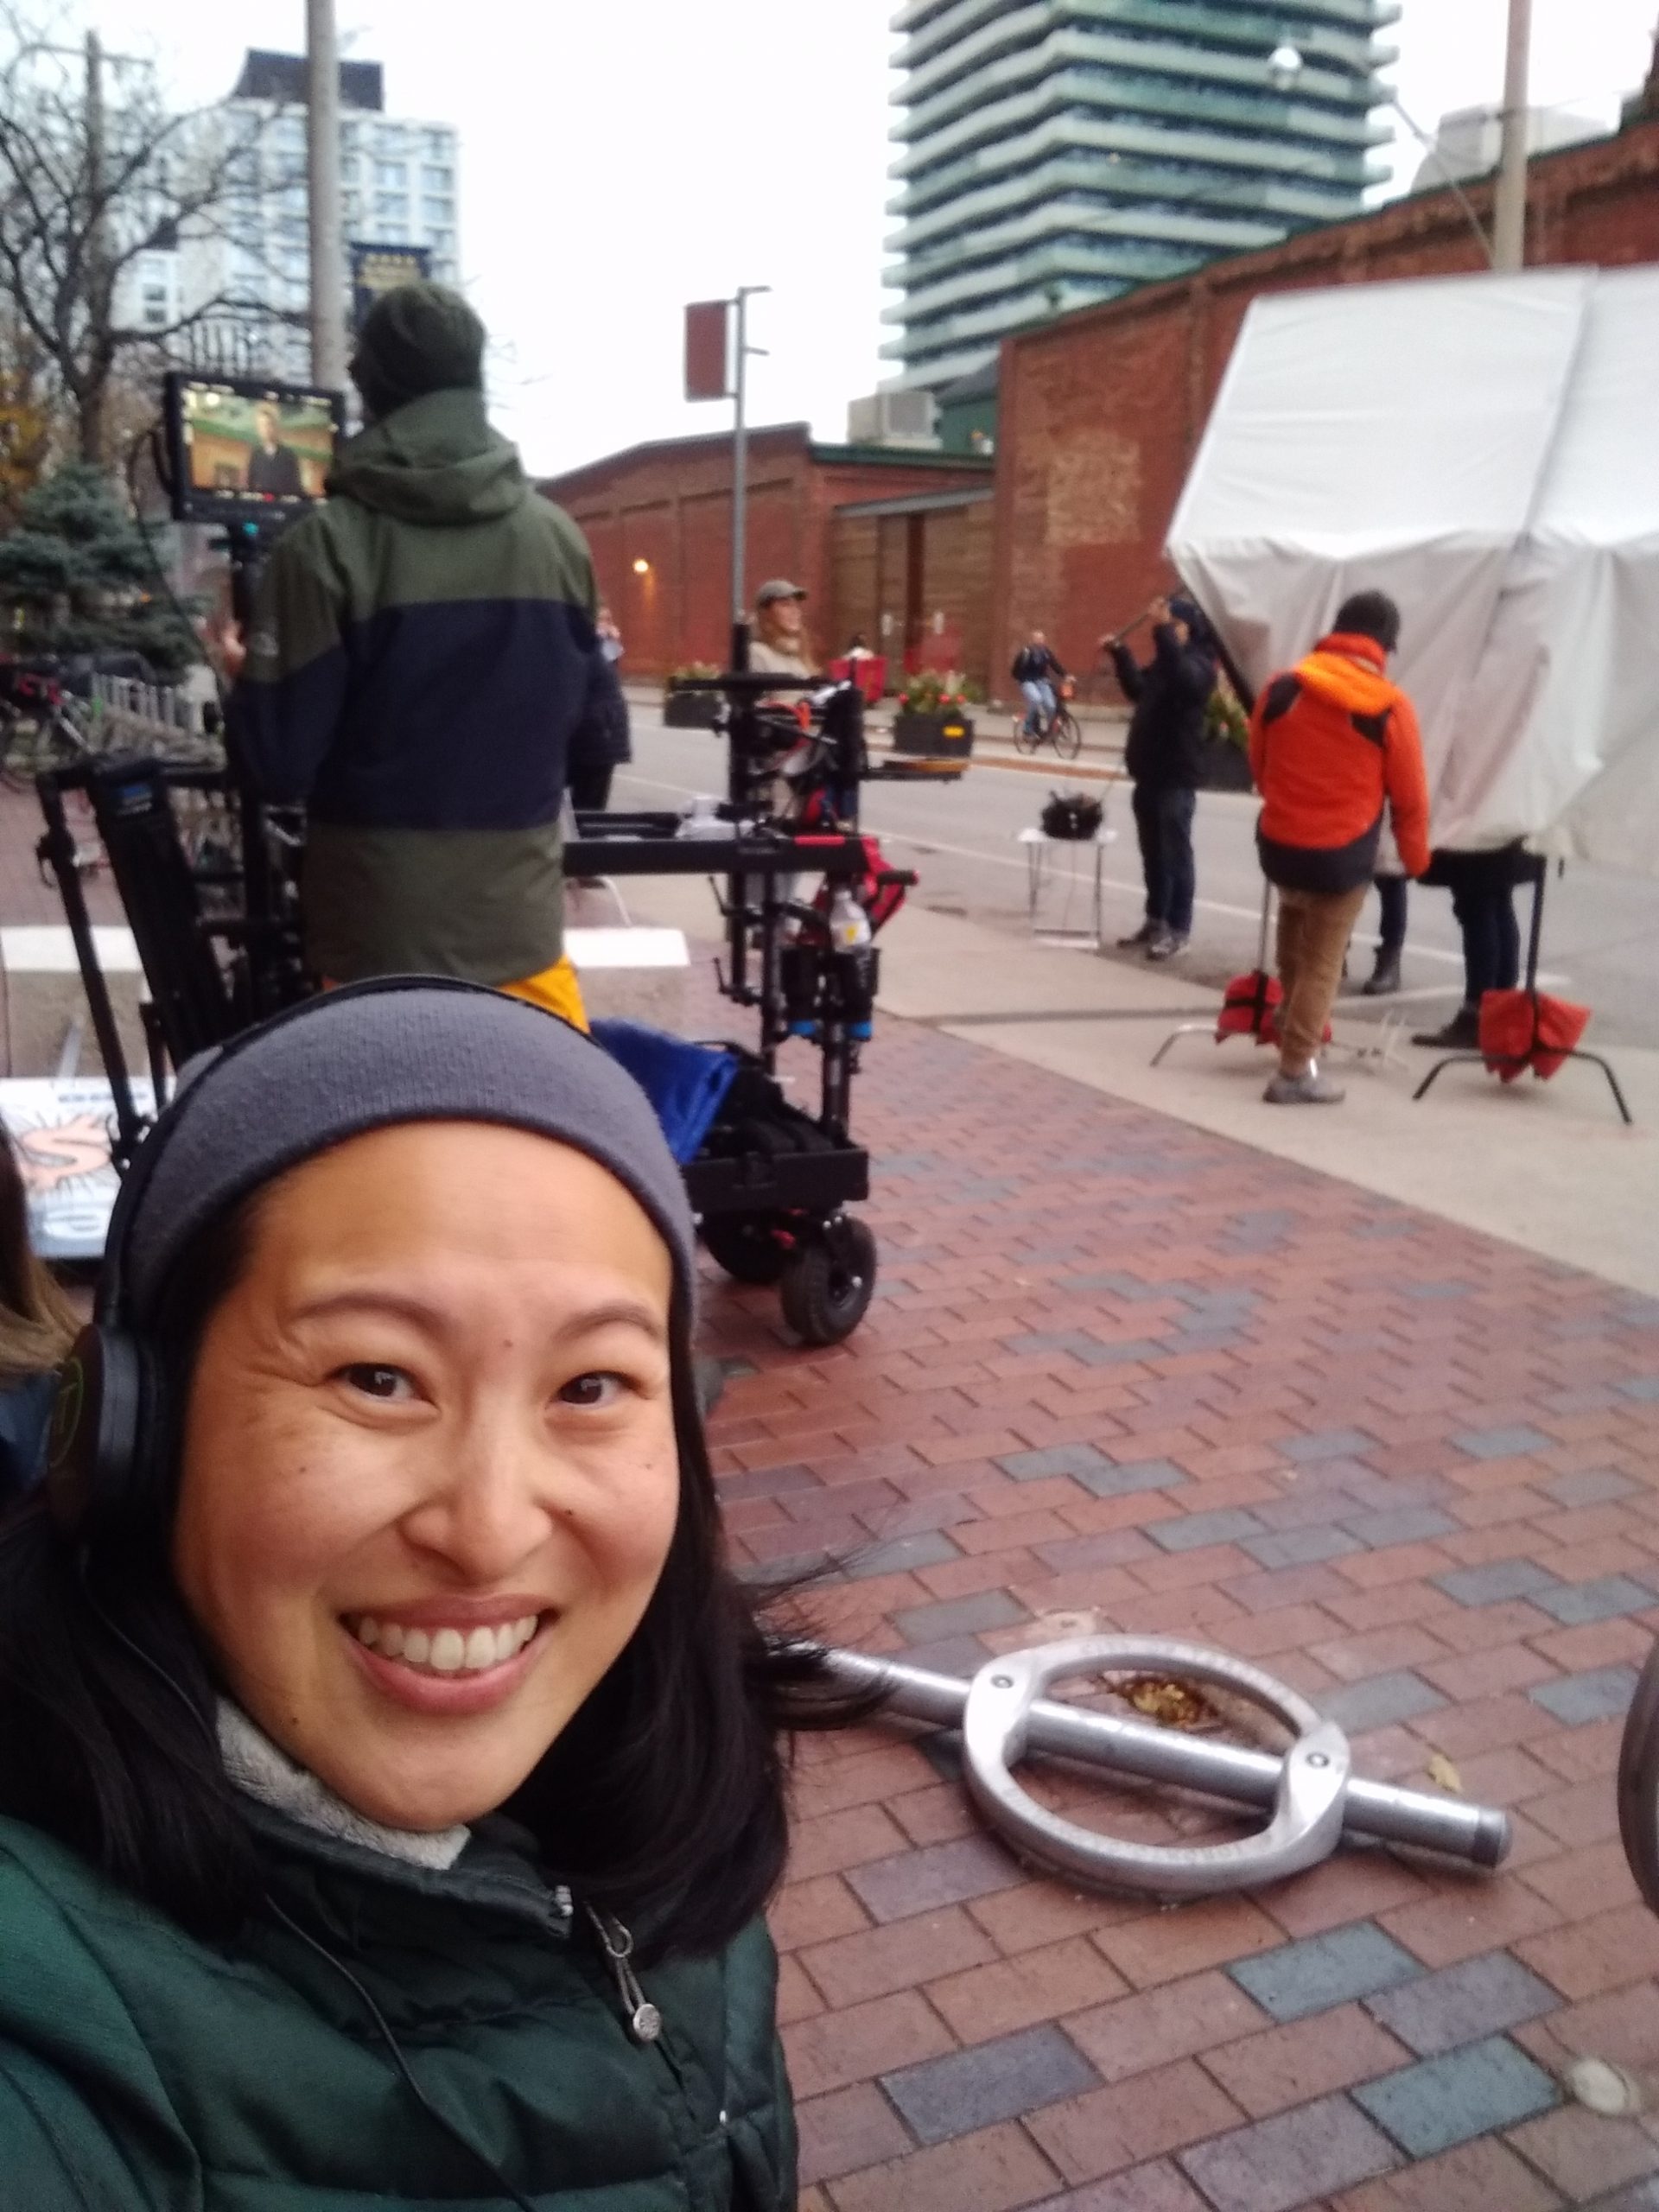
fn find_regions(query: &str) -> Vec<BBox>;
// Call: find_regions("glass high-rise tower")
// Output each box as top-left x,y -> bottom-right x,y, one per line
885,2 -> 1399,391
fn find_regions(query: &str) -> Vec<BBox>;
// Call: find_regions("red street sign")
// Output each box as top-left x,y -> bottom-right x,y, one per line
684,300 -> 731,403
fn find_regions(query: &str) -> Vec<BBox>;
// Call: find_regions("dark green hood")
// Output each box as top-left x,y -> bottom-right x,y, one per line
328,386 -> 526,526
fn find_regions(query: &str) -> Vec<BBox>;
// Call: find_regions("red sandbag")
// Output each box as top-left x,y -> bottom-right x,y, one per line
1478,988 -> 1592,1083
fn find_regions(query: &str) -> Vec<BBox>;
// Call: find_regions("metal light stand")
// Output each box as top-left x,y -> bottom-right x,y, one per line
827,1637 -> 1510,1896
1413,860 -> 1633,1124
1151,878 -> 1276,1068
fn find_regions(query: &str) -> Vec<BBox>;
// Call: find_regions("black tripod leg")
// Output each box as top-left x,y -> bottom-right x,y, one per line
1413,1051 -> 1486,1103
1572,1050 -> 1635,1127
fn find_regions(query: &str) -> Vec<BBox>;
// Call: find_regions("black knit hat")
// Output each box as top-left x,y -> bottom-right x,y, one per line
349,282 -> 486,419
111,980 -> 696,1332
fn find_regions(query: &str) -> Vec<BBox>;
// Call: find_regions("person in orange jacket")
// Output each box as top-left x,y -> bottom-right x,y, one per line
1249,591 -> 1431,1105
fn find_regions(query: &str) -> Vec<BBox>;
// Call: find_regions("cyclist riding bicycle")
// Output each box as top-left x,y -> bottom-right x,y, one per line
1011,630 -> 1066,738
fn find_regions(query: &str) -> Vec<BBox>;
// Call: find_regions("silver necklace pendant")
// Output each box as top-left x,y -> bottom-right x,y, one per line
630,2000 -> 663,2044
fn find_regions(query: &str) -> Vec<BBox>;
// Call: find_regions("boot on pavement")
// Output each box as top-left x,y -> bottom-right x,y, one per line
1117,920 -> 1157,949
1362,949 -> 1402,996
1412,1007 -> 1480,1051
1263,1065 -> 1346,1105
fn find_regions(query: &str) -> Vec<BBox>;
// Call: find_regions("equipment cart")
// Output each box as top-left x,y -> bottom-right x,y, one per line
34,650 -> 953,1346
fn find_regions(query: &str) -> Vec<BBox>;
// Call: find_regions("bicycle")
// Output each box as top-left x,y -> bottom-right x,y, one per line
1012,695 -> 1083,760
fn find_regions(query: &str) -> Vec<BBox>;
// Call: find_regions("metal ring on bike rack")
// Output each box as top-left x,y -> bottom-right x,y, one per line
961,1636 -> 1351,1897
1618,1636 -> 1659,1916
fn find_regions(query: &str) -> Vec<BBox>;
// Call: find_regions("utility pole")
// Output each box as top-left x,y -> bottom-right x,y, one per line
82,29 -> 109,462
306,0 -> 347,390
1492,0 -> 1533,272
729,285 -> 770,629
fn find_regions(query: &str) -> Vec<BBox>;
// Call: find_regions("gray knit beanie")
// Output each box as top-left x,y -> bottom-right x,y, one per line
348,281 -> 486,420
111,981 -> 695,1330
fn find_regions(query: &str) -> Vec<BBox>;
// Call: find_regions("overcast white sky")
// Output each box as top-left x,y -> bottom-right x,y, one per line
78,0 -> 1659,475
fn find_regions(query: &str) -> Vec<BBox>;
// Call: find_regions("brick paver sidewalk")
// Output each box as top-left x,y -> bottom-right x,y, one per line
696,1009 -> 1659,2212
9,773 -> 1657,2207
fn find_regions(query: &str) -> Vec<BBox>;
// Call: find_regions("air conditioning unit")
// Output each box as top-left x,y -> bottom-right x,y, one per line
847,390 -> 940,448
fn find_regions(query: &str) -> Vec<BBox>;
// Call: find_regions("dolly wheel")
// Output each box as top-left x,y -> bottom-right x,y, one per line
780,1216 -> 878,1345
702,1211 -> 791,1286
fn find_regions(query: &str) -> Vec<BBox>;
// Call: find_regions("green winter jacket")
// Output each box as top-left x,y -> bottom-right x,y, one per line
228,387 -> 598,988
0,1808 -> 797,2209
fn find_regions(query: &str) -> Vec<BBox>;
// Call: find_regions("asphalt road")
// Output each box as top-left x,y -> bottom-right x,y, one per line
617,710 -> 1659,1052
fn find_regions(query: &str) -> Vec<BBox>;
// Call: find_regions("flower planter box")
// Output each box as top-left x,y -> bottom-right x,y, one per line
1196,737 -> 1254,792
892,709 -> 975,759
663,689 -> 721,730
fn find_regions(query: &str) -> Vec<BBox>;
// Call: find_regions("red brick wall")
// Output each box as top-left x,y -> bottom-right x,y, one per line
992,118 -> 1659,702
541,427 -> 991,676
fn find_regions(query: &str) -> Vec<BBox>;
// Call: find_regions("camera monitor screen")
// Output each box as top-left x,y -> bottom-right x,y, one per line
164,372 -> 343,524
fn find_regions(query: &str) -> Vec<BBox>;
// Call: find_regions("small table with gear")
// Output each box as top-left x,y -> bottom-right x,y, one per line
1018,821 -> 1115,950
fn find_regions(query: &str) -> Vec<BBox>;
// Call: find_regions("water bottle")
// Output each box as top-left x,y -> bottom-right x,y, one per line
828,887 -> 873,952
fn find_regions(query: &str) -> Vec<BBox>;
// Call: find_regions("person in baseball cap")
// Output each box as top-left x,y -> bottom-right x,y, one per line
750,578 -> 815,680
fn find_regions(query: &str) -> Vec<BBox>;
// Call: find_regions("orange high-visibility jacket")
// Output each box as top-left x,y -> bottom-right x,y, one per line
1249,632 -> 1431,893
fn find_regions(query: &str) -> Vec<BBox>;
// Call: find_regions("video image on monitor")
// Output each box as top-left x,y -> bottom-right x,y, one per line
165,374 -> 342,524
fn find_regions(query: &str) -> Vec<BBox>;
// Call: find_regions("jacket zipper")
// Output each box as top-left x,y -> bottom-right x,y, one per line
585,1906 -> 663,2044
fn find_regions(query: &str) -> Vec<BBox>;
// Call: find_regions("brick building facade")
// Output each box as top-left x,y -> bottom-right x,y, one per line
991,112 -> 1659,701
539,425 -> 992,681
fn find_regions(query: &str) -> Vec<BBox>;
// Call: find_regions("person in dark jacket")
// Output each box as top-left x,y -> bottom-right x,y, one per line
0,983 -> 849,2207
567,641 -> 633,816
219,283 -> 597,1032
1106,594 -> 1217,960
1011,630 -> 1066,736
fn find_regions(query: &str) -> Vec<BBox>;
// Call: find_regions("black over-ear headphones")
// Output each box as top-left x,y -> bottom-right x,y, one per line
44,975 -> 511,1542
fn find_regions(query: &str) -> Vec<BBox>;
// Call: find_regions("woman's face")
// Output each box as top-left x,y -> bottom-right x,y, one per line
172,1122 -> 680,1833
765,594 -> 804,641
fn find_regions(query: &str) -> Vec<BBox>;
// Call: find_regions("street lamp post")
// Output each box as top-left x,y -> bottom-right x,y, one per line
306,0 -> 347,391
1493,0 -> 1535,271
730,285 -> 770,631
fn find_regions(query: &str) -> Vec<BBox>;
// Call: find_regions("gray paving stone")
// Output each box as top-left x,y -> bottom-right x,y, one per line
1453,1425 -> 1554,1459
1229,1923 -> 1422,2024
1366,1950 -> 1561,2056
846,1833 -> 1021,1922
1178,2094 -> 1399,2212
901,1635 -> 1005,1680
1619,1376 -> 1659,1402
1543,1469 -> 1641,1507
1241,1525 -> 1364,1571
845,1531 -> 963,1580
881,2024 -> 1098,2145
893,1588 -> 1031,1645
1342,1505 -> 1462,1548
1073,1337 -> 1173,1366
1283,1427 -> 1376,1464
1148,1508 -> 1267,1554
998,1442 -> 1112,1483
1433,1558 -> 1561,1606
1533,1575 -> 1655,1626
1007,1330 -> 1099,1360
1402,1281 -> 1476,1301
1352,2034 -> 1557,2158
1076,1457 -> 1190,1500
1321,1669 -> 1449,1735
1065,1270 -> 1191,1301
1530,1665 -> 1641,1726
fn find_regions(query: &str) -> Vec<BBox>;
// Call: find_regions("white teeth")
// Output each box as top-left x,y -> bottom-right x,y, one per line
351,1613 -> 541,1675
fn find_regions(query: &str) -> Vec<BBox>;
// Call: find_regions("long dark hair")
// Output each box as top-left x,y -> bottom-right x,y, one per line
0,1196 -> 855,1961
0,1123 -> 79,1380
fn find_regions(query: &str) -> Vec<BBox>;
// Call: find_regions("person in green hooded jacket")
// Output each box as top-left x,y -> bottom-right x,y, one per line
219,283 -> 596,1030
0,980 -> 849,2207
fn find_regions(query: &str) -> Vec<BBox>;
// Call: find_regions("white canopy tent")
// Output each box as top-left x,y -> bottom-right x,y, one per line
1166,267 -> 1659,873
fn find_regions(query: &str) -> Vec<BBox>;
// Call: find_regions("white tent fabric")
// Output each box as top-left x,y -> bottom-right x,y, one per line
1166,267 -> 1659,873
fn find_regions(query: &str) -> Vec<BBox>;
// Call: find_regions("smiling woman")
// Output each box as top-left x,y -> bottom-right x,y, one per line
0,980 -> 852,2210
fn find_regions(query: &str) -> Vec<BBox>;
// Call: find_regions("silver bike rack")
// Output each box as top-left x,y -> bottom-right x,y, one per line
1618,1637 -> 1659,1915
826,1635 -> 1511,1895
